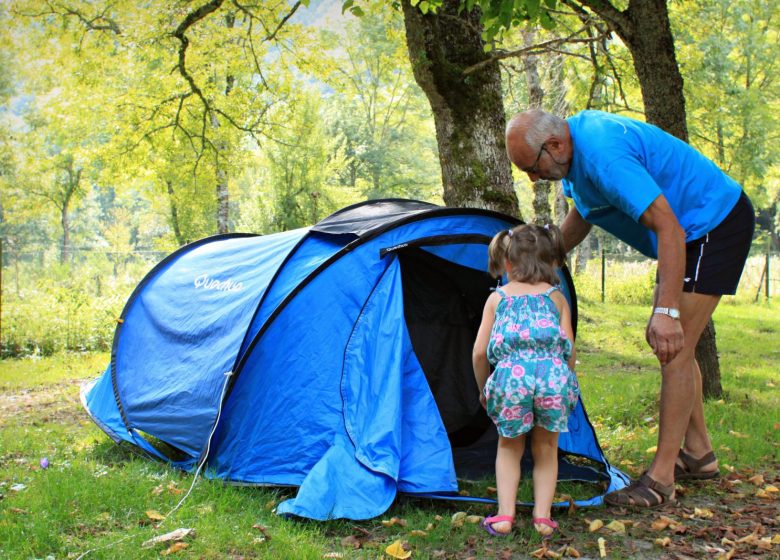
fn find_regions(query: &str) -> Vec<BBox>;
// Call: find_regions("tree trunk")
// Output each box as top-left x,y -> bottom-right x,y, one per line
401,0 -> 519,217
577,0 -> 721,397
166,180 -> 186,246
60,203 -> 70,264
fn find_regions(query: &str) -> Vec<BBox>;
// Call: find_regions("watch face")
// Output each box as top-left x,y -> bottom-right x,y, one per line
670,309 -> 680,319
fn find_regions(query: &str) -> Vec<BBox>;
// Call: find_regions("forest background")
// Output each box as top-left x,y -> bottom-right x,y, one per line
0,0 -> 778,358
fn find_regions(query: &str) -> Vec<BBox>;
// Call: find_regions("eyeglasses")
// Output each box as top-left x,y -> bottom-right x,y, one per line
520,143 -> 547,175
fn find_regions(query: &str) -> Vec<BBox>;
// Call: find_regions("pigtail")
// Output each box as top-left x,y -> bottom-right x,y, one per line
488,229 -> 512,278
544,224 -> 567,269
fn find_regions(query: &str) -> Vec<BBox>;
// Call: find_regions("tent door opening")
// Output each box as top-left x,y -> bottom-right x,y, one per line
396,244 -> 499,479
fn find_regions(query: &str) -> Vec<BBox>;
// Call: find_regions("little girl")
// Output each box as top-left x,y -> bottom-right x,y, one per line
473,224 -> 579,538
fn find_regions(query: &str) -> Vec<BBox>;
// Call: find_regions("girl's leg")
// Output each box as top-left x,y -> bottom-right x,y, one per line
493,434 -> 526,534
531,426 -> 560,536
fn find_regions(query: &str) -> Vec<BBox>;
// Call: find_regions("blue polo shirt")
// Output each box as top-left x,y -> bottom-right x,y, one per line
562,111 -> 742,258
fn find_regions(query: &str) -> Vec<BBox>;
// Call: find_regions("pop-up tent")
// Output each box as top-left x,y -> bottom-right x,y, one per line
81,199 -> 628,520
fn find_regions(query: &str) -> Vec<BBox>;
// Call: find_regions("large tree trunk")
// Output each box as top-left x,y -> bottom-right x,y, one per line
577,0 -> 721,397
401,0 -> 519,217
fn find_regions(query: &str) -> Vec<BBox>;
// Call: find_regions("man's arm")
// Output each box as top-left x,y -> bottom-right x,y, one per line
639,194 -> 686,365
560,206 -> 592,253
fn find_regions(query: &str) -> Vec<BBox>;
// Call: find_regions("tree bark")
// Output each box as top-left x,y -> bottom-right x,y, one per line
576,0 -> 721,397
166,180 -> 186,246
401,0 -> 519,217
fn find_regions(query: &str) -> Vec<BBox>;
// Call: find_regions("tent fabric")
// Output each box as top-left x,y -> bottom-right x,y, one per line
81,199 -> 628,520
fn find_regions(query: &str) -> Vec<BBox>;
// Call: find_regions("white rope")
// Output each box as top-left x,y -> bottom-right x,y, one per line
74,370 -> 234,559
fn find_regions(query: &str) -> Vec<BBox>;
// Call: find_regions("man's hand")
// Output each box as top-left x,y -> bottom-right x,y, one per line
646,313 -> 684,365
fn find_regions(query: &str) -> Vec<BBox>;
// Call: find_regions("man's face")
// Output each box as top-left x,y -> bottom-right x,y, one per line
507,127 -> 570,182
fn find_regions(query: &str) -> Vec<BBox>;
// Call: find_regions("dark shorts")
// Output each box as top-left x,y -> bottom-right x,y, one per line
681,192 -> 755,295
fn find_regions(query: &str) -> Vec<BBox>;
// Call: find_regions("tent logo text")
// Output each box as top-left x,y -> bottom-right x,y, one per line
194,273 -> 244,292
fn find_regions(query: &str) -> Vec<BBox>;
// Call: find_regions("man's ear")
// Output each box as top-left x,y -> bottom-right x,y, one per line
546,136 -> 563,152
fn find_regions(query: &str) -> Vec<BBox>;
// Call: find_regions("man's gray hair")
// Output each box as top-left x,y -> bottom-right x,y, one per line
509,109 -> 567,149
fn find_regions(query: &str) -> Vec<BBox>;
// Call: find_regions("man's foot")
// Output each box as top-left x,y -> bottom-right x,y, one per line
674,449 -> 720,480
604,473 -> 676,508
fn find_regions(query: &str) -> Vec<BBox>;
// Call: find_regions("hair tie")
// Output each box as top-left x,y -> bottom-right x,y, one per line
507,229 -> 513,237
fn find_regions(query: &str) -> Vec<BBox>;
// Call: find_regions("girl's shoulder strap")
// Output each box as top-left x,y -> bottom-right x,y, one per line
543,285 -> 559,297
494,286 -> 507,298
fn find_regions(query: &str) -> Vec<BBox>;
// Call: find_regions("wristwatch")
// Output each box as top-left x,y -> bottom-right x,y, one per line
653,307 -> 680,320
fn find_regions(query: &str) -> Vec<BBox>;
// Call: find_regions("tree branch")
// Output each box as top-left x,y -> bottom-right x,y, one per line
462,28 -> 607,76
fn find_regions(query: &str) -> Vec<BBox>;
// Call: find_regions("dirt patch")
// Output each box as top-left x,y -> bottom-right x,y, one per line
0,379 -> 87,428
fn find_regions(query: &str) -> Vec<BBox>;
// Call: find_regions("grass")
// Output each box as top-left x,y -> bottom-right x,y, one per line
1,300 -> 778,559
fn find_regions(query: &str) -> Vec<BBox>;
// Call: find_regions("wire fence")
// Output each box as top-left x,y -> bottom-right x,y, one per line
572,245 -> 778,303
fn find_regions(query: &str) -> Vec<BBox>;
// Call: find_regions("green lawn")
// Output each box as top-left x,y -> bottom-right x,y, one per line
1,300 -> 778,559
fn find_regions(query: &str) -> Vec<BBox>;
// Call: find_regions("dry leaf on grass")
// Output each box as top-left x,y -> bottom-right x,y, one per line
160,542 -> 188,555
450,511 -> 467,527
145,510 -> 165,522
597,537 -> 606,557
322,553 -> 343,559
385,539 -> 411,559
747,474 -> 765,486
654,537 -> 671,547
465,515 -> 482,524
382,516 -> 408,528
588,519 -> 604,532
693,507 -> 714,519
252,523 -> 272,542
409,530 -> 427,537
605,520 -> 626,534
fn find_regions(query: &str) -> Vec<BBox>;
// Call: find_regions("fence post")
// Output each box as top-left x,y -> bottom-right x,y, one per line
601,247 -> 606,303
766,240 -> 771,300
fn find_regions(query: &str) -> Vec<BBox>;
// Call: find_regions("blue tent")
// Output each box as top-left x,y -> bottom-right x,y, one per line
81,199 -> 628,520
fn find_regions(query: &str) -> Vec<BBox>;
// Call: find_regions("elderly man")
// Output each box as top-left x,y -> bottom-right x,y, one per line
505,109 -> 755,508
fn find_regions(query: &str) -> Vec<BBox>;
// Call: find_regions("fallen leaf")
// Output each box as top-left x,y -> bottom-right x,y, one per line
597,537 -> 606,558
160,542 -> 188,555
564,546 -> 581,557
693,507 -> 714,519
385,539 -> 411,559
654,537 -> 671,547
757,537 -> 773,550
424,523 -> 434,531
340,535 -> 361,549
151,484 -> 164,496
651,516 -> 673,531
588,519 -> 604,532
606,520 -> 626,534
765,484 -> 779,493
486,486 -> 497,494
252,524 -> 271,541
451,511 -> 467,527
728,430 -> 748,439
382,517 -> 408,527
771,535 -> 780,544
747,474 -> 765,486
465,515 -> 482,524
716,548 -> 735,560
167,482 -> 183,495
322,553 -> 343,559
145,510 -> 165,522
409,529 -> 427,537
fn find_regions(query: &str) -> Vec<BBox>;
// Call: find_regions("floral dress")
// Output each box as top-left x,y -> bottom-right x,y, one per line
484,286 -> 579,437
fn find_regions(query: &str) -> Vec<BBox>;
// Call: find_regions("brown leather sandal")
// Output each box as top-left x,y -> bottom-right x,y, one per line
604,473 -> 676,508
674,449 -> 720,480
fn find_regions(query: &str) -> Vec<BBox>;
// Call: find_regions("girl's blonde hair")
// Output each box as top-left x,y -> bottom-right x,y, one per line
487,224 -> 566,284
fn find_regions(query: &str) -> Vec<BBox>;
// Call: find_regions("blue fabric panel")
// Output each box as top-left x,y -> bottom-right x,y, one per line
115,231 -> 305,458
421,243 -> 490,272
342,258 -> 456,495
276,434 -> 397,520
80,366 -> 134,445
239,232 -> 350,357
397,332 -> 458,494
208,246 -> 388,483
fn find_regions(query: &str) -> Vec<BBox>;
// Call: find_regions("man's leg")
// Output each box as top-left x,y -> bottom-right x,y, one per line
646,291 -> 721,486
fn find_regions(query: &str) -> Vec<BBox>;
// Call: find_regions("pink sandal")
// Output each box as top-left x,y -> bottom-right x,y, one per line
532,517 -> 558,538
480,514 -> 514,536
